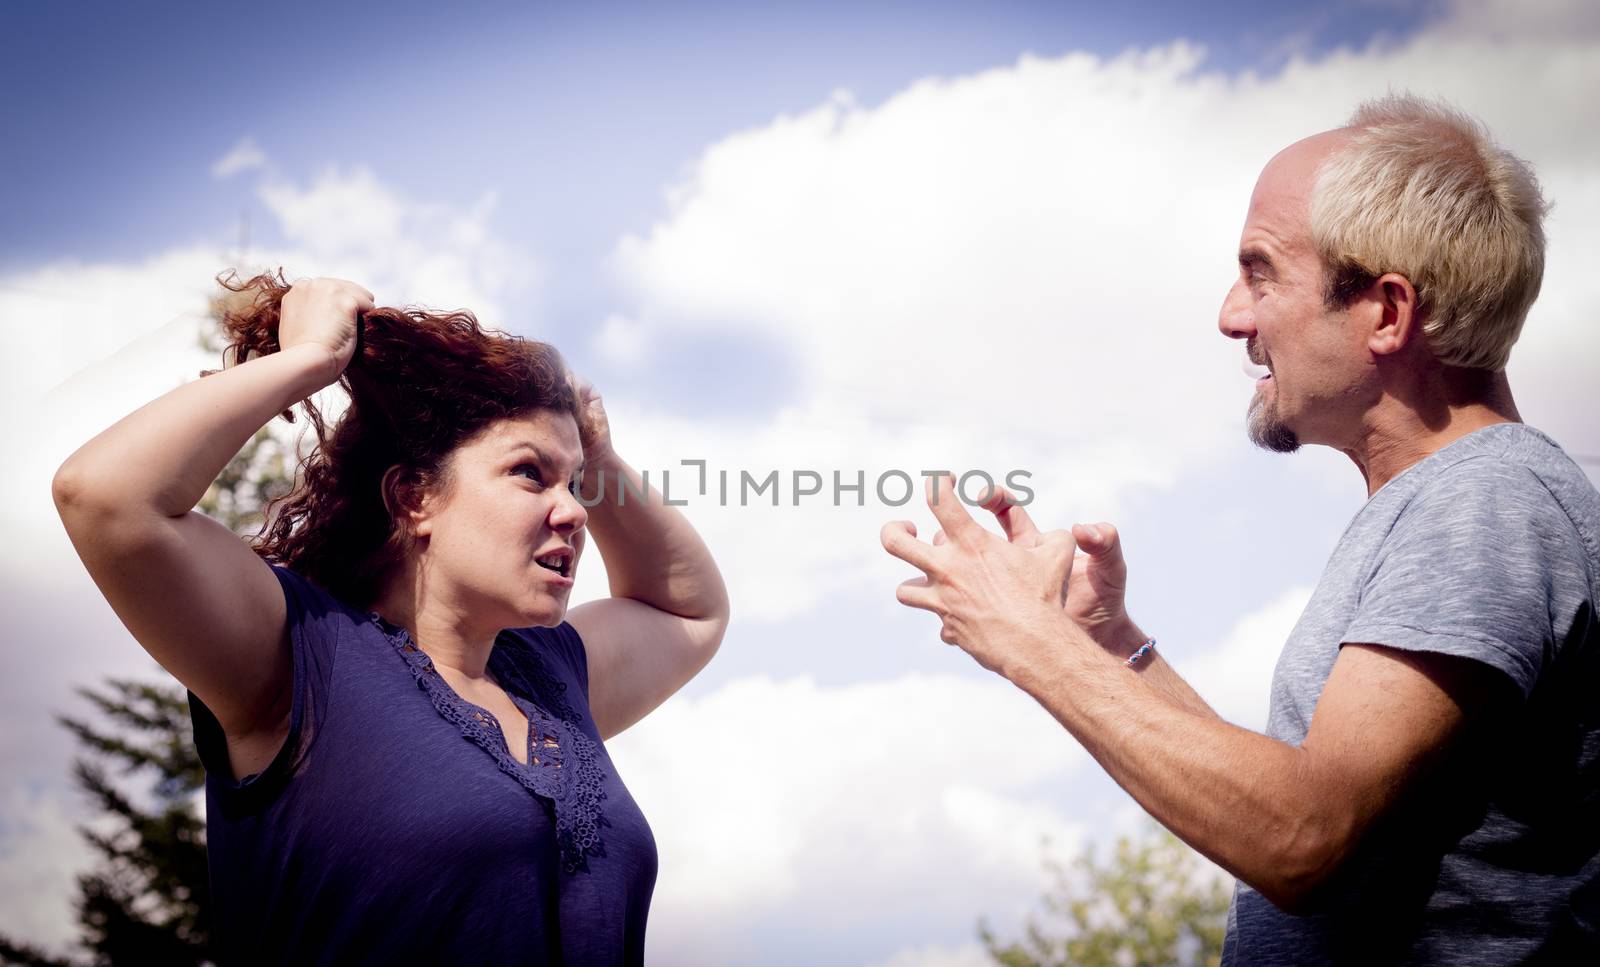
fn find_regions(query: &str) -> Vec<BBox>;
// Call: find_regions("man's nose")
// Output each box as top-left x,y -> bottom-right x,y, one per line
1218,278 -> 1254,341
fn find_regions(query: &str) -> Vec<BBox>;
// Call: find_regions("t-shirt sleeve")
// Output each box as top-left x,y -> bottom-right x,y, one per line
1343,459 -> 1573,699
549,621 -> 591,700
187,564 -> 342,805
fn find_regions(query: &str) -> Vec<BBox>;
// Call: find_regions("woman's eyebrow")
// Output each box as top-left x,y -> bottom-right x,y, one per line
507,442 -> 584,475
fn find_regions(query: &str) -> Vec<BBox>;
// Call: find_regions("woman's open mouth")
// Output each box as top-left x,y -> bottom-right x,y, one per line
535,550 -> 572,578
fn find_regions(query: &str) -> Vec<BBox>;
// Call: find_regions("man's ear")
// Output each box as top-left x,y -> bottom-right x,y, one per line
1366,272 -> 1422,358
381,464 -> 436,539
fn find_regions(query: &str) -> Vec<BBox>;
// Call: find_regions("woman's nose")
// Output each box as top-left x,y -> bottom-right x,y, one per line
550,488 -> 588,532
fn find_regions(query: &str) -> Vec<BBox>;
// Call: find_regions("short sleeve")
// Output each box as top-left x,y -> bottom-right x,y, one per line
547,621 -> 591,700
1343,459 -> 1577,699
187,564 -> 342,808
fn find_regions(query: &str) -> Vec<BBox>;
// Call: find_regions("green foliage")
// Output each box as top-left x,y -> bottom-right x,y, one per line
59,681 -> 209,967
981,825 -> 1232,967
195,425 -> 296,539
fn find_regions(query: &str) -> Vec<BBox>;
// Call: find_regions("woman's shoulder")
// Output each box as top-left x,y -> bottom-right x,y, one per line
267,564 -> 379,632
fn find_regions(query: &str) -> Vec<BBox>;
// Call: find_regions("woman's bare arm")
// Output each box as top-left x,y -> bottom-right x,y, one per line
52,279 -> 368,742
563,382 -> 729,739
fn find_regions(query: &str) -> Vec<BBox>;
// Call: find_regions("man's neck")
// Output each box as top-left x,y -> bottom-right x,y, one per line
1341,368 -> 1522,497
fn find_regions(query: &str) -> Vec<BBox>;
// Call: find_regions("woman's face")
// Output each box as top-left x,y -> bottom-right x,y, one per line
413,409 -> 587,629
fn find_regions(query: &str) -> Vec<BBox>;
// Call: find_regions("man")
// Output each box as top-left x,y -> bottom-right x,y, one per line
882,94 -> 1599,963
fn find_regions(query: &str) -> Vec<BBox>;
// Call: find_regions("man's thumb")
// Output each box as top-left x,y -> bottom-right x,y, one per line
1072,522 -> 1120,557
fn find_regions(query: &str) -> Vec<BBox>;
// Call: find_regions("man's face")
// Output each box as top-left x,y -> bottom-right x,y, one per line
1218,131 -> 1370,453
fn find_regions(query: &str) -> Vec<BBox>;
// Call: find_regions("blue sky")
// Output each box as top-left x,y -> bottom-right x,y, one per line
2,0 -> 1435,422
4,0 -> 1431,309
4,0 -> 1597,963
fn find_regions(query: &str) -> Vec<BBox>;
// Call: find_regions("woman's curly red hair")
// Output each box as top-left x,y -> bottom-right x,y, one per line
205,269 -> 579,609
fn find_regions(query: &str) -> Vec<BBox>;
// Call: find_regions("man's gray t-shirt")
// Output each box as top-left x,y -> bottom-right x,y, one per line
1223,423 -> 1600,965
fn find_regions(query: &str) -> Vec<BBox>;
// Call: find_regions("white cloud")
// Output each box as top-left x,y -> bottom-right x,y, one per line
0,787 -> 97,951
608,673 -> 1088,964
257,167 -> 532,321
609,4 -> 1600,578
1432,0 -> 1600,42
866,941 -> 992,967
1184,586 -> 1315,731
210,136 -> 267,179
594,312 -> 650,367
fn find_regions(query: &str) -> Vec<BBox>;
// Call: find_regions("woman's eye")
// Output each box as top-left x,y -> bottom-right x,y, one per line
515,465 -> 543,485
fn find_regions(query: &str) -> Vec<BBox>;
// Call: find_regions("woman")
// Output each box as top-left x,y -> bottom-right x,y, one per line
51,273 -> 729,965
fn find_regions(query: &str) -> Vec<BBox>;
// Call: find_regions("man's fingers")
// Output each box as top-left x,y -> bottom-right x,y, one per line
894,576 -> 941,613
1070,521 -> 1128,591
932,529 -> 947,547
926,471 -> 984,544
1071,521 -> 1123,559
881,520 -> 939,574
979,484 -> 1042,543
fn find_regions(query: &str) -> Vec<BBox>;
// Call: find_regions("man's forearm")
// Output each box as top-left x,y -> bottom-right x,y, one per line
1091,619 -> 1221,721
1008,613 -> 1343,908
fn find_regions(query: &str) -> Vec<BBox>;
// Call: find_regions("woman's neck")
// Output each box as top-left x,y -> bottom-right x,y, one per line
368,570 -> 498,679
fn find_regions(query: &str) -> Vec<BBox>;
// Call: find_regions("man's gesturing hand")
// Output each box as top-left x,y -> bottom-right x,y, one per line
881,472 -> 1078,678
930,488 -> 1146,660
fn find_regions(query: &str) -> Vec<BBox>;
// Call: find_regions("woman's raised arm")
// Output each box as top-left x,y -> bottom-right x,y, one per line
51,278 -> 370,754
564,380 -> 730,739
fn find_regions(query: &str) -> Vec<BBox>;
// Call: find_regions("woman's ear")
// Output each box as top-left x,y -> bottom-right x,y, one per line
381,464 -> 436,539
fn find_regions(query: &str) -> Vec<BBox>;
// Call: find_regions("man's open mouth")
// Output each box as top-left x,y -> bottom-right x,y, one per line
1243,358 -> 1273,383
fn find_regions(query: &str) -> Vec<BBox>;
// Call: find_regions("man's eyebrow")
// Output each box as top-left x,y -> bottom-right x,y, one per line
507,442 -> 585,475
1238,247 -> 1277,273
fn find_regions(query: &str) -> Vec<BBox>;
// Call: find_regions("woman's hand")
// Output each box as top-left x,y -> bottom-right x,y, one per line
570,373 -> 614,464
278,277 -> 374,377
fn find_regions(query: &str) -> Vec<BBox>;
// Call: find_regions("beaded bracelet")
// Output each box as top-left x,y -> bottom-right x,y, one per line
1123,637 -> 1157,668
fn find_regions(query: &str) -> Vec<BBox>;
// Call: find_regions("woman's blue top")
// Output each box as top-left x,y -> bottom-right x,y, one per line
187,565 -> 658,965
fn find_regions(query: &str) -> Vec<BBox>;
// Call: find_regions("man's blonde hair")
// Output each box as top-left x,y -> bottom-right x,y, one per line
1310,94 -> 1549,371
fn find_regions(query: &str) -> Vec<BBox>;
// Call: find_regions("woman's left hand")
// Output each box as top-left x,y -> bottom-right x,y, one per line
571,373 -> 614,464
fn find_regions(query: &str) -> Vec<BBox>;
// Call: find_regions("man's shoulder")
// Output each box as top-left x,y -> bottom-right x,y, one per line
1391,424 -> 1596,531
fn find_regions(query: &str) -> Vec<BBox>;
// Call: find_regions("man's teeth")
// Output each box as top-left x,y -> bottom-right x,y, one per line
1242,359 -> 1271,380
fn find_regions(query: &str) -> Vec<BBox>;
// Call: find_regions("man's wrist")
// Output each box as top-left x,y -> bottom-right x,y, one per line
1007,610 -> 1103,694
1096,620 -> 1151,660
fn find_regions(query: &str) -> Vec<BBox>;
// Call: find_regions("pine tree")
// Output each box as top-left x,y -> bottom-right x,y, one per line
0,307 -> 298,967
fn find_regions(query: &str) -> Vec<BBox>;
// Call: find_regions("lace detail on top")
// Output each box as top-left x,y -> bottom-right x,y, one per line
368,613 -> 611,874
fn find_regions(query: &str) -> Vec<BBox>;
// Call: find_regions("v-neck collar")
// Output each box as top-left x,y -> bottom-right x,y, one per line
365,611 -> 613,874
